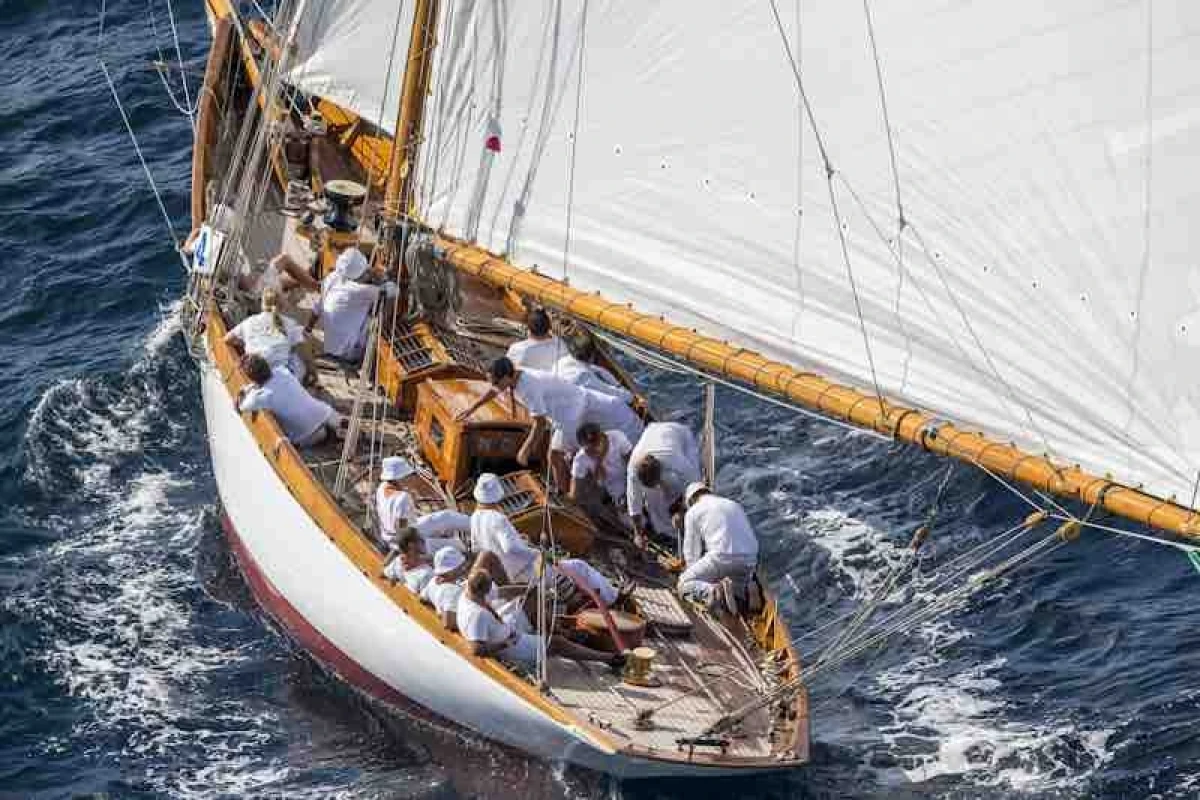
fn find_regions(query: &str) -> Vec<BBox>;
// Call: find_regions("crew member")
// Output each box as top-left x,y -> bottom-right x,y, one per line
224,288 -> 313,383
677,482 -> 759,614
457,358 -> 643,492
505,308 -> 565,370
554,337 -> 633,402
236,354 -> 341,447
376,456 -> 416,548
306,247 -> 398,361
468,473 -> 539,583
382,527 -> 435,594
627,422 -> 701,547
569,423 -> 633,525
457,571 -> 623,669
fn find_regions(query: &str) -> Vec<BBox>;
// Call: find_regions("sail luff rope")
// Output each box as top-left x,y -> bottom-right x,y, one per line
767,0 -> 888,420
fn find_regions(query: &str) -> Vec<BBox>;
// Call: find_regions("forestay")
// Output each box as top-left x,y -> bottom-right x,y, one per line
287,0 -> 416,132
416,1 -> 1200,507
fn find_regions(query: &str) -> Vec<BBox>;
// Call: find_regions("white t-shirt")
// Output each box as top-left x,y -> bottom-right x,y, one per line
230,311 -> 305,372
238,368 -> 335,443
404,564 -> 434,594
506,336 -> 566,371
316,273 -> 381,358
456,593 -> 513,645
555,355 -> 632,402
413,510 -> 472,537
682,494 -> 760,565
375,484 -> 415,542
571,429 -> 633,501
627,422 -> 702,518
422,579 -> 464,616
556,558 -> 619,606
470,508 -> 538,582
513,368 -> 587,433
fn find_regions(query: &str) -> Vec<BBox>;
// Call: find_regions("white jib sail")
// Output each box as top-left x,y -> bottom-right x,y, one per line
415,1 -> 1200,508
286,0 -> 416,132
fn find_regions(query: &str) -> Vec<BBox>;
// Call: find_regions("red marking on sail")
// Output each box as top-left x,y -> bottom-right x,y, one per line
485,135 -> 501,153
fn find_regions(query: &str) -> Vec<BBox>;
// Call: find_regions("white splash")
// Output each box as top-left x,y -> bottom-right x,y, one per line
804,508 -> 1114,794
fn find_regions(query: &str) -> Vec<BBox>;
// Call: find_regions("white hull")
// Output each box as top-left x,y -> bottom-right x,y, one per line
199,361 -> 763,779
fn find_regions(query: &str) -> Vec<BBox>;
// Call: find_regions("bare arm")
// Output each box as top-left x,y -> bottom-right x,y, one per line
455,386 -> 500,422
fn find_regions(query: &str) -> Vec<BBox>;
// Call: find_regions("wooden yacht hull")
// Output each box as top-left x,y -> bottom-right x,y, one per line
200,361 -> 786,779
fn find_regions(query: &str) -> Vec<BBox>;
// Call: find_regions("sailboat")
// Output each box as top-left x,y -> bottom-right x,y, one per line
174,0 -> 1200,781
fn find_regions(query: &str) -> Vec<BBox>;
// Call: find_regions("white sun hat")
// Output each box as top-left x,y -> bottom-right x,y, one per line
473,473 -> 505,505
433,546 -> 466,576
380,456 -> 415,482
335,247 -> 369,281
684,481 -> 709,505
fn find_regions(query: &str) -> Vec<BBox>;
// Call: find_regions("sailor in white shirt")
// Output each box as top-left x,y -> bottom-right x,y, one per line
375,456 -> 417,547
505,308 -> 566,371
677,482 -> 760,614
627,422 -> 702,546
554,337 -> 633,403
469,474 -> 540,583
458,358 -> 643,492
456,571 -> 621,668
421,546 -> 473,631
382,527 -> 435,594
306,247 -> 398,361
422,546 -> 526,632
225,288 -> 312,383
236,354 -> 341,446
569,423 -> 633,525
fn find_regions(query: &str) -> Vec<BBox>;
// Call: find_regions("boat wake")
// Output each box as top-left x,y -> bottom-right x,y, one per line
3,307 -> 614,798
800,508 -> 1114,796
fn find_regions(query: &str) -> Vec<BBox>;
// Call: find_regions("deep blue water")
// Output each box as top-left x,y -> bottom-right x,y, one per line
2,2 -> 1199,798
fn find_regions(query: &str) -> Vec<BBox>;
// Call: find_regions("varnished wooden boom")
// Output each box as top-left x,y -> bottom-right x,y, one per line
435,235 -> 1200,541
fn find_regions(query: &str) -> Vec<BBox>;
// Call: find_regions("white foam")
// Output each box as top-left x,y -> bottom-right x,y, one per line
804,508 -> 1114,793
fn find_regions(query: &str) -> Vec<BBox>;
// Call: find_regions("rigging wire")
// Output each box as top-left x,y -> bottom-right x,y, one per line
587,327 -> 890,441
767,0 -> 888,421
96,1 -> 188,271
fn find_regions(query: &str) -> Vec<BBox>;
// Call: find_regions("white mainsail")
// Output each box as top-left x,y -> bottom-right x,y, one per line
413,0 -> 1200,508
286,0 -> 416,132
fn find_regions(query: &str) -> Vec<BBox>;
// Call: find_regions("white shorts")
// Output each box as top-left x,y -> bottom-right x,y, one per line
499,632 -> 544,665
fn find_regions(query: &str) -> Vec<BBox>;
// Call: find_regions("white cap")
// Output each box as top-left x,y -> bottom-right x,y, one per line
684,481 -> 709,505
381,456 -> 414,482
473,473 -> 505,505
433,546 -> 466,576
335,247 -> 369,281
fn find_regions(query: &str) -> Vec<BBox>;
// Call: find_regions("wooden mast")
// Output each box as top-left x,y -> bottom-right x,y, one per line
381,0 -> 439,230
434,234 -> 1200,541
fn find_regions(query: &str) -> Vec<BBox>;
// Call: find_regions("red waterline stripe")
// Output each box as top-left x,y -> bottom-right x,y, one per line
220,512 -> 413,710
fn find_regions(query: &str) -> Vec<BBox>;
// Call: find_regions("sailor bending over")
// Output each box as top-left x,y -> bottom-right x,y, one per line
457,571 -> 622,669
305,247 -> 398,362
569,423 -> 633,525
627,422 -> 701,548
236,354 -> 341,447
554,337 -> 633,403
677,482 -> 759,614
457,358 -> 643,492
505,307 -> 565,371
